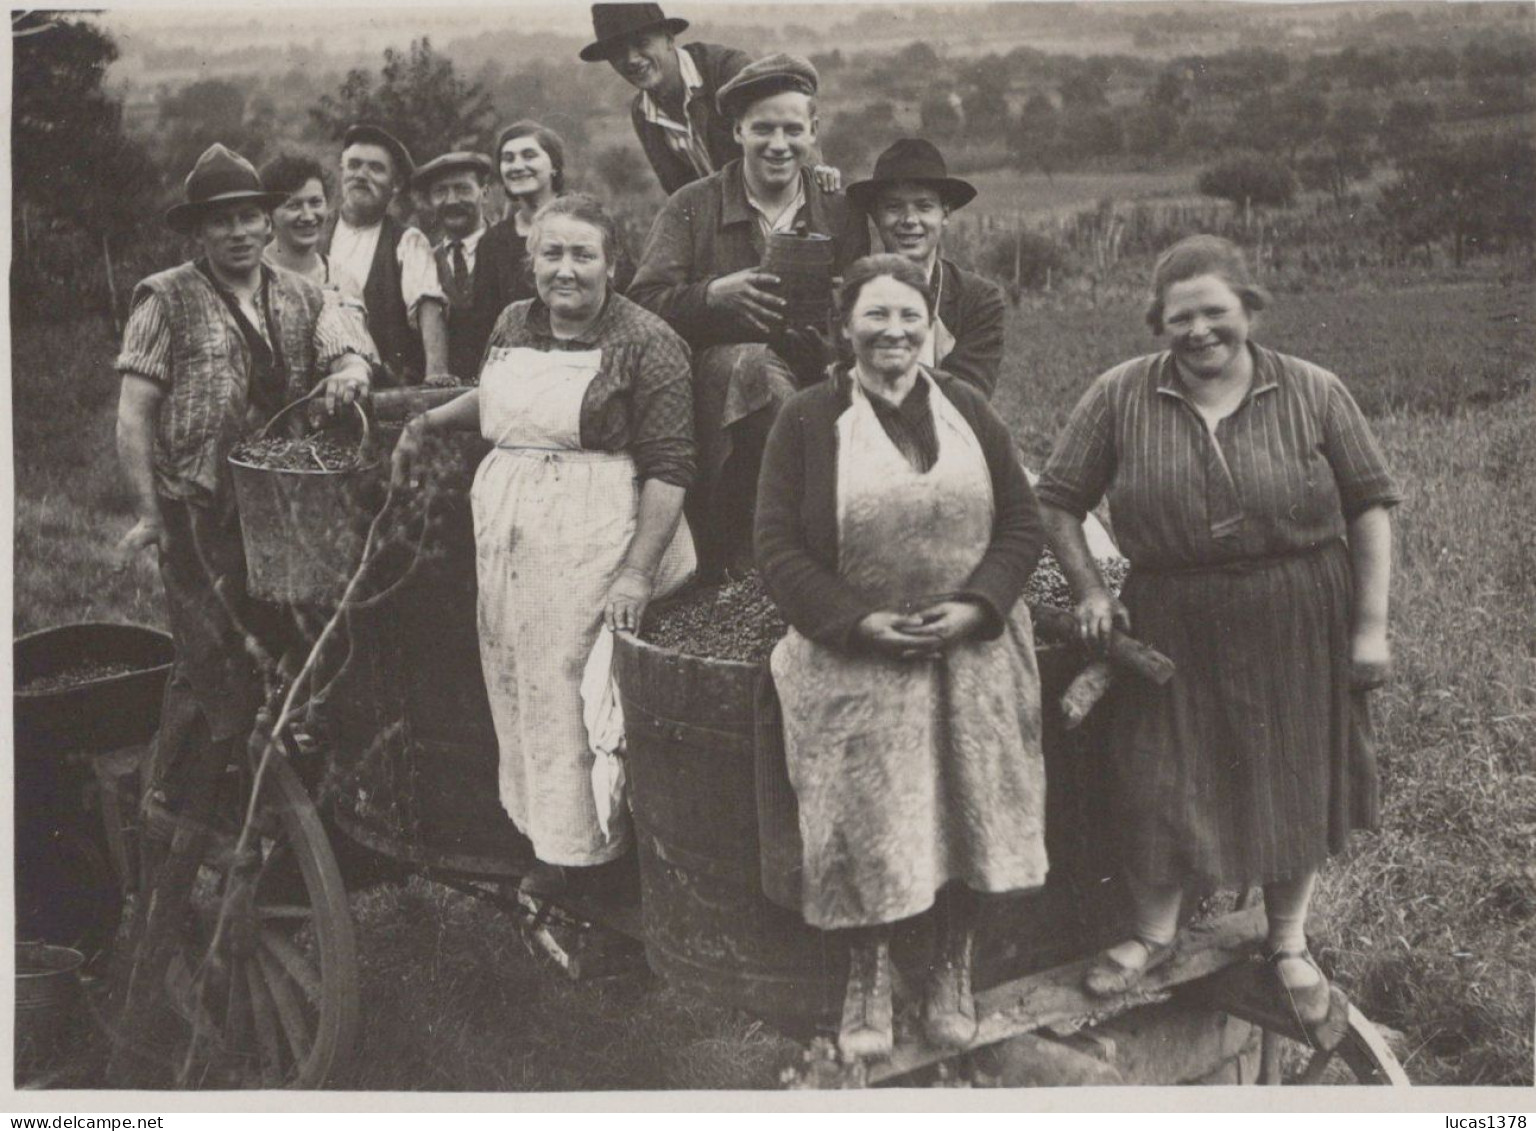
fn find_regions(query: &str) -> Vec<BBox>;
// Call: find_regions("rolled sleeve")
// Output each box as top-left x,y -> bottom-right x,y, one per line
313,294 -> 379,373
396,226 -> 447,327
1323,375 -> 1402,519
1036,374 -> 1117,520
115,293 -> 173,386
628,332 -> 697,488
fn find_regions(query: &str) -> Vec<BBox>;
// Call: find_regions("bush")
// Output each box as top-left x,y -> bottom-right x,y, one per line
1197,153 -> 1296,208
979,228 -> 1071,291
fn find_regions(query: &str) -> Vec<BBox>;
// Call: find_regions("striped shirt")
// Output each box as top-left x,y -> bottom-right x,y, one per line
1036,345 -> 1401,570
638,46 -> 714,182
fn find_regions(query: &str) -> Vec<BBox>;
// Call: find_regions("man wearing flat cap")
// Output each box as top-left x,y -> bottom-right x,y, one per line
112,144 -> 377,1033
415,150 -> 497,383
847,138 -> 1008,399
320,123 -> 450,386
579,2 -> 749,196
629,53 -> 868,578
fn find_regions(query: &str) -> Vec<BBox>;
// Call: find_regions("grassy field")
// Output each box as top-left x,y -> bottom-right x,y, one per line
11,269 -> 1535,1089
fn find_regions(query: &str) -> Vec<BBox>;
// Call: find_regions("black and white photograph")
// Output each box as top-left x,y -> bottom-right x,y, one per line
7,0 -> 1534,1105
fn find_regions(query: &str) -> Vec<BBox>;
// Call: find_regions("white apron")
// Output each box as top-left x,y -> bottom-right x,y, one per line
770,373 -> 1048,929
472,344 -> 695,865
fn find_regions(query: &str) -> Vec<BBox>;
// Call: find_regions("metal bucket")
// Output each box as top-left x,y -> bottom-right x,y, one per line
15,942 -> 85,1058
228,401 -> 381,605
761,232 -> 835,331
13,622 -> 173,756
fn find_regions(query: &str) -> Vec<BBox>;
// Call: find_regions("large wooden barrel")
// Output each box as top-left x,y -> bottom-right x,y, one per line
613,631 -> 1126,1023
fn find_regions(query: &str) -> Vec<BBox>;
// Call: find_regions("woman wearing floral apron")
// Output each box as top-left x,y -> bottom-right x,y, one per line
392,195 -> 695,896
756,254 -> 1049,1062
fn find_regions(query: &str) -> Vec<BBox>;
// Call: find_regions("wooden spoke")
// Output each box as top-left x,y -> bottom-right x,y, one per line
224,957 -> 256,1081
261,929 -> 323,1004
255,903 -> 314,922
257,947 -> 313,1069
1297,1047 -> 1338,1085
246,955 -> 287,1086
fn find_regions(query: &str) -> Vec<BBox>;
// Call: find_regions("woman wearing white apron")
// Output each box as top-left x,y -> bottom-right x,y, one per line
392,194 -> 696,896
756,255 -> 1049,1062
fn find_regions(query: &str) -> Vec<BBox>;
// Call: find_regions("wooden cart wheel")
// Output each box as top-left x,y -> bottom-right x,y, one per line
1251,999 -> 1410,1086
165,756 -> 359,1088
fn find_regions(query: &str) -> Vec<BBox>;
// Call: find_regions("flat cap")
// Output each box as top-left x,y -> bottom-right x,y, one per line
412,150 -> 494,190
715,53 -> 819,119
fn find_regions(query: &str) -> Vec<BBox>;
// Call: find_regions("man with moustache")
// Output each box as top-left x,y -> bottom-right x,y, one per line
629,54 -> 867,578
413,150 -> 497,383
322,124 -> 450,386
111,145 -> 375,1052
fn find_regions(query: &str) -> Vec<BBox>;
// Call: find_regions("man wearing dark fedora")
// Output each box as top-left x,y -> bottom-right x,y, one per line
629,53 -> 867,579
320,123 -> 450,386
413,150 -> 498,383
846,138 -> 1008,399
579,3 -> 750,196
111,143 -> 376,1047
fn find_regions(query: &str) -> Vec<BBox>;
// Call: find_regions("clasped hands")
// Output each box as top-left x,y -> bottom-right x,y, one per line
855,598 -> 987,660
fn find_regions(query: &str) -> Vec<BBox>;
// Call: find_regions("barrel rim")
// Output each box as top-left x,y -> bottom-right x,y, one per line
15,942 -> 86,979
227,453 -> 382,476
615,627 -> 766,676
13,621 -> 174,699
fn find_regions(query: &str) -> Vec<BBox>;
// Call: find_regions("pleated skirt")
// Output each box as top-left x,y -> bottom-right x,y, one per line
1110,539 -> 1379,887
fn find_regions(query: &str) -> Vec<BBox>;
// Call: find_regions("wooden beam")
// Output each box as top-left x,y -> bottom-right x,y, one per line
862,906 -> 1267,1085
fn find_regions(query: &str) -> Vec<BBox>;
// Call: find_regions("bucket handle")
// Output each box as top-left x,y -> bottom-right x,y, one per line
257,389 -> 371,463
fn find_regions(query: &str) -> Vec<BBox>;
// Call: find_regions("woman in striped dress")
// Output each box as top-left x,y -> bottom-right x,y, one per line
1036,236 -> 1400,1025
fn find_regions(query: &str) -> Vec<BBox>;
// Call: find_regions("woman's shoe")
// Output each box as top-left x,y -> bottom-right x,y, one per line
838,939 -> 894,1063
1082,937 -> 1176,998
518,863 -> 569,898
922,928 -> 978,1049
1268,948 -> 1332,1028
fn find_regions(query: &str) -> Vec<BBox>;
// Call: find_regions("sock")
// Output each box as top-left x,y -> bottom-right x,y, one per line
1106,876 -> 1182,968
1265,872 -> 1321,988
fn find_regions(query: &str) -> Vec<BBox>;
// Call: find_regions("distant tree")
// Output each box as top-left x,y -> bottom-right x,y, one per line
897,41 -> 941,72
1398,44 -> 1459,84
1059,107 -> 1123,161
311,38 -> 497,163
808,48 -> 844,74
1124,103 -> 1181,157
1147,67 -> 1192,115
920,92 -> 962,135
1298,98 -> 1375,205
1010,91 -> 1060,177
1337,46 -> 1401,91
1379,132 -> 1536,264
960,56 -> 1012,141
158,78 -> 270,174
1231,90 -> 1326,161
1058,64 -> 1109,110
1379,99 -> 1439,162
1198,153 -> 1296,209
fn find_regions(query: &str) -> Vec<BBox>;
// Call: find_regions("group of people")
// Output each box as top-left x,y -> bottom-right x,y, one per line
115,2 -> 1400,1069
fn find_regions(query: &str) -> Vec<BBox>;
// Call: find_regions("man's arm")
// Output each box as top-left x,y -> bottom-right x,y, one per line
628,195 -> 726,345
936,269 -> 1007,399
396,227 -> 452,383
116,374 -> 167,560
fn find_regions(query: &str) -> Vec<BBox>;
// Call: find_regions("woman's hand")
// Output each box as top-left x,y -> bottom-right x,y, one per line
904,599 -> 988,648
391,415 -> 429,490
1350,626 -> 1392,691
855,610 -> 942,660
1075,588 -> 1130,655
605,566 -> 654,633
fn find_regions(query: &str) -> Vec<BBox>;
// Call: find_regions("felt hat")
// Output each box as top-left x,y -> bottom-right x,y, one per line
715,53 -> 819,119
579,3 -> 689,63
164,143 -> 288,233
412,150 -> 495,190
341,123 -> 416,183
845,138 -> 978,213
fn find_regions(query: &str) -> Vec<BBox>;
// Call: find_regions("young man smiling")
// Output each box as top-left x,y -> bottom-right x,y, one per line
629,53 -> 868,578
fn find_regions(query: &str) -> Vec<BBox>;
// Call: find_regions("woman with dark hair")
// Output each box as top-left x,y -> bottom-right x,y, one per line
391,194 -> 695,898
756,253 -> 1047,1062
1037,235 -> 1399,1026
259,153 -> 336,286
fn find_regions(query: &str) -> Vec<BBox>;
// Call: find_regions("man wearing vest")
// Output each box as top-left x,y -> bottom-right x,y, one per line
629,54 -> 868,579
322,123 -> 450,386
414,150 -> 497,384
112,144 -> 375,1062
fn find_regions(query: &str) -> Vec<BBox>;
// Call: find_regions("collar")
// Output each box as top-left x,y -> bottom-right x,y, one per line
524,292 -> 616,347
1154,342 -> 1280,408
639,45 -> 704,125
720,159 -> 823,231
746,176 -> 806,233
195,257 -> 273,298
441,224 -> 486,257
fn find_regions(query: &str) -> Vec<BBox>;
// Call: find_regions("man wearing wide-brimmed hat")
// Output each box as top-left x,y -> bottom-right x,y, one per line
112,144 -> 377,1034
320,123 -> 449,386
629,53 -> 868,578
413,149 -> 497,383
846,138 -> 1008,399
579,3 -> 751,196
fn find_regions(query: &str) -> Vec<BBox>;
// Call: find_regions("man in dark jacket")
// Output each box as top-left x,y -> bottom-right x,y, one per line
414,150 -> 497,383
579,3 -> 749,196
845,139 -> 1008,399
629,54 -> 868,578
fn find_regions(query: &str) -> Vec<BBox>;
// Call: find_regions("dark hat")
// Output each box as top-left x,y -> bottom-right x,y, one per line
412,150 -> 495,190
164,143 -> 288,233
579,3 -> 689,63
715,53 -> 819,119
845,138 -> 977,213
341,123 -> 415,182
